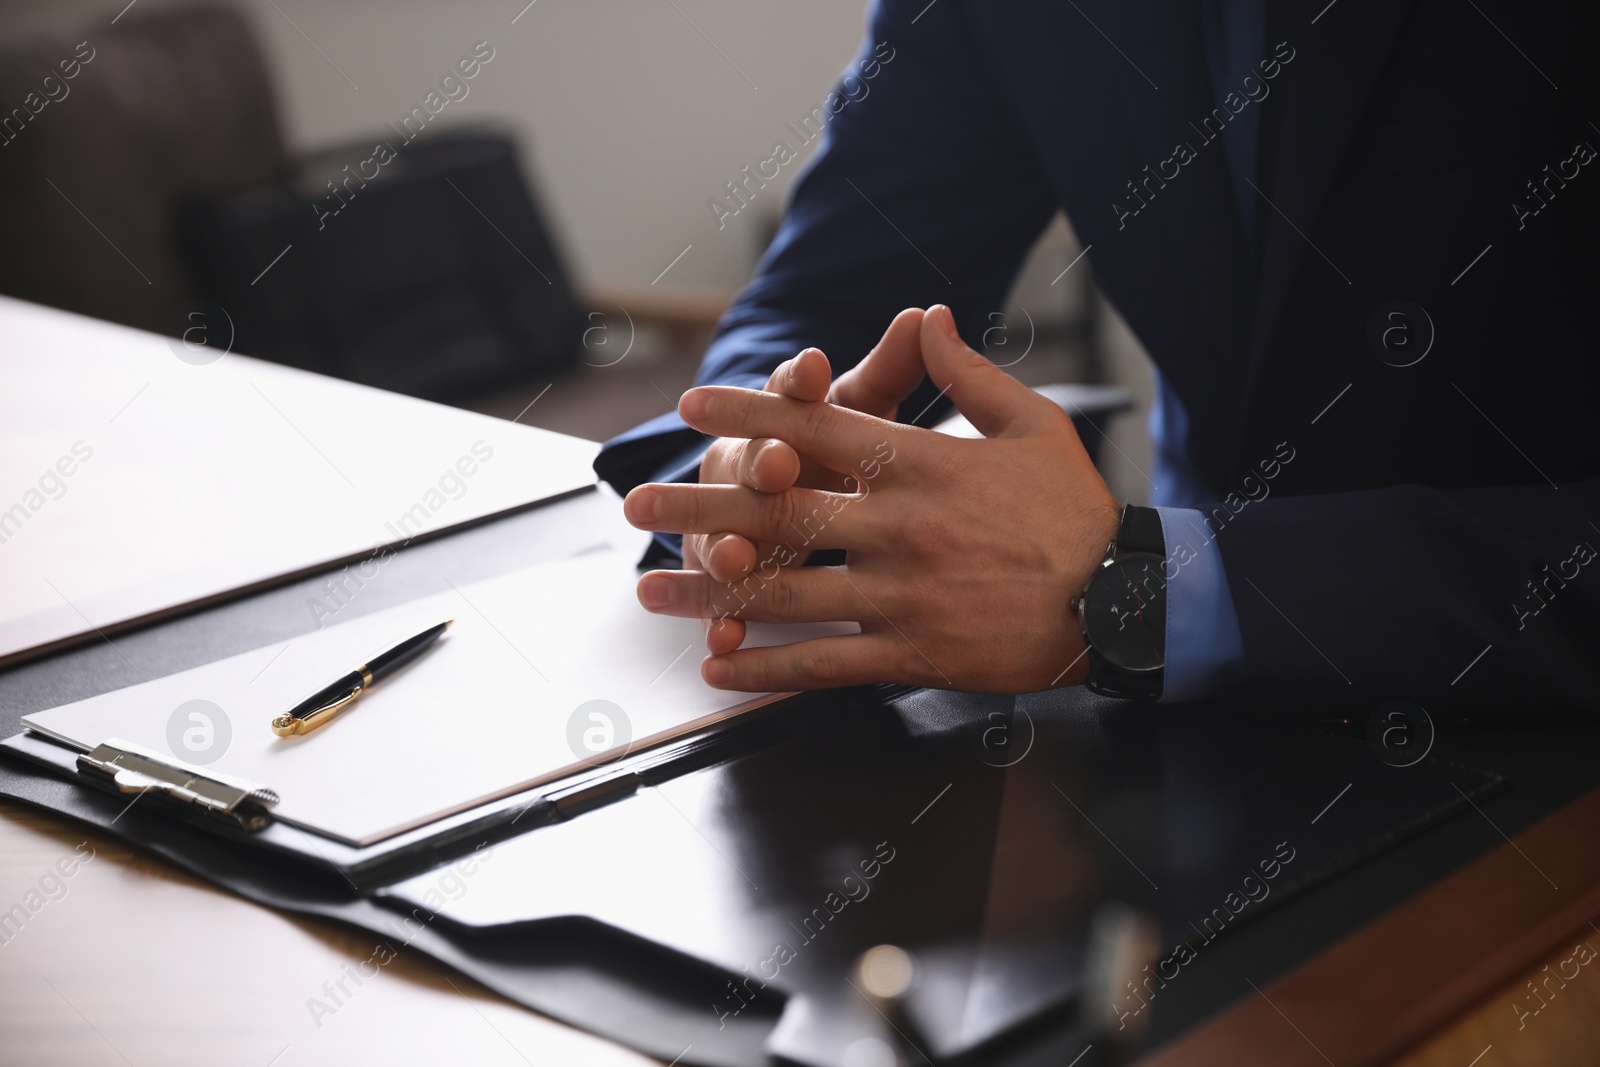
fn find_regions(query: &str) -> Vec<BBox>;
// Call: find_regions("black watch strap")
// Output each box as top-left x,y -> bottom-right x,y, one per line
1085,649 -> 1165,699
1117,503 -> 1165,557
1082,505 -> 1166,701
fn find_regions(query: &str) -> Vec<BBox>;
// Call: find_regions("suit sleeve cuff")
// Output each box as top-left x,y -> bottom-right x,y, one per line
1156,507 -> 1245,703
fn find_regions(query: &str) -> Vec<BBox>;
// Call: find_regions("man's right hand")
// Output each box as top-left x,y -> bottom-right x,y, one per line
681,307 -> 929,654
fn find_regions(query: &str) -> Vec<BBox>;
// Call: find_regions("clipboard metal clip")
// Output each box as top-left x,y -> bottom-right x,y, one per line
77,739 -> 280,831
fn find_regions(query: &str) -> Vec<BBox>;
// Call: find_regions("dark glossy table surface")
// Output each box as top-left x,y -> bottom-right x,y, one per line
2,490 -> 1594,1067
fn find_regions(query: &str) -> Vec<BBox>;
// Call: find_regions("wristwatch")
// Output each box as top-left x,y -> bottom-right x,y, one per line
1071,504 -> 1167,700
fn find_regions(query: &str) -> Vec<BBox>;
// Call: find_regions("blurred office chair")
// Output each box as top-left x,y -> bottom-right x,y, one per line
0,3 -> 286,335
179,130 -> 586,400
0,4 -> 585,401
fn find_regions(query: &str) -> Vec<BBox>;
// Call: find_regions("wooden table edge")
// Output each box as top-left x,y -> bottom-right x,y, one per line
1134,784 -> 1600,1067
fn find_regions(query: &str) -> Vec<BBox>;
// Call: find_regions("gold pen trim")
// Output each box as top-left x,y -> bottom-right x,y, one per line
270,679 -> 367,737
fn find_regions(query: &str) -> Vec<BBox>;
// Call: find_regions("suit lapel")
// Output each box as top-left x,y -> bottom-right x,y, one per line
1095,0 -> 1260,488
1241,0 -> 1417,420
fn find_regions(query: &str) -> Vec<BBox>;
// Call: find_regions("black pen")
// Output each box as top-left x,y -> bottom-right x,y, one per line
271,620 -> 452,738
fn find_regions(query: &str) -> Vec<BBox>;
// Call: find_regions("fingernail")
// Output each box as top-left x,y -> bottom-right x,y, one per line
626,487 -> 661,523
638,573 -> 673,610
932,304 -> 958,340
704,656 -> 734,686
681,389 -> 712,422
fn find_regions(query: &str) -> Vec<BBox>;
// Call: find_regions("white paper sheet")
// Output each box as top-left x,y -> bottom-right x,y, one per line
0,295 -> 599,666
23,550 -> 854,845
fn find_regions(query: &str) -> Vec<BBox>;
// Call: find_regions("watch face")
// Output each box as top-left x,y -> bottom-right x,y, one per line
1079,554 -> 1166,672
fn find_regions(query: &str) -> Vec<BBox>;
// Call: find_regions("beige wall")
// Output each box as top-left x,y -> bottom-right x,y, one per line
7,0 -> 873,291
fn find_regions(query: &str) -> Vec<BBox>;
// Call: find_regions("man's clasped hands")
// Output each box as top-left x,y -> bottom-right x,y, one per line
624,304 -> 1123,695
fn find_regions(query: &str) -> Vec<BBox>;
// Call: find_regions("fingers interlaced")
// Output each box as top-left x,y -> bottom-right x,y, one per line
677,324 -> 923,668
627,483 -> 869,547
701,435 -> 801,494
766,348 -> 833,403
701,633 -> 906,691
638,566 -> 859,624
828,306 -> 927,418
705,615 -> 745,656
680,388 -> 903,481
920,304 -> 1059,440
690,439 -> 755,582
693,434 -> 802,582
689,350 -> 832,585
690,531 -> 757,583
646,306 -> 1064,693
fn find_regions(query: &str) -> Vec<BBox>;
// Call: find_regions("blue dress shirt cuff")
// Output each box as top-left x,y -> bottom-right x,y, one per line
1156,507 -> 1245,702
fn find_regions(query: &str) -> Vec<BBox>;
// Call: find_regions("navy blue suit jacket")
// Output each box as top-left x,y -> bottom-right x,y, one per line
596,0 -> 1600,713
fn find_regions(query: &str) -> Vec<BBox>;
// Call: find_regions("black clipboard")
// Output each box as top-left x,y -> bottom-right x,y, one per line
1,687 -> 856,888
